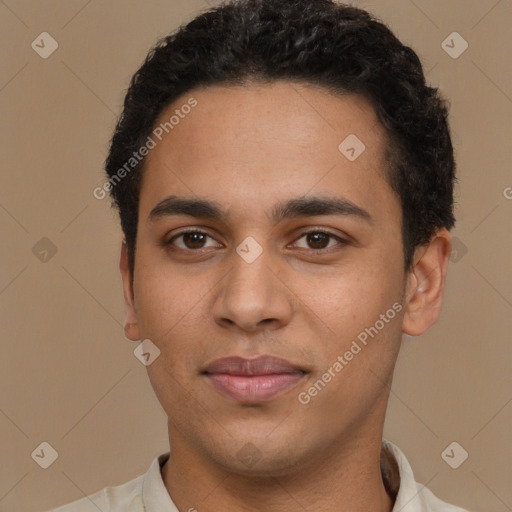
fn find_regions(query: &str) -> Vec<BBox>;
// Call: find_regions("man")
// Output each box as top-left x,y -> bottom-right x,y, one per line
53,0 -> 469,510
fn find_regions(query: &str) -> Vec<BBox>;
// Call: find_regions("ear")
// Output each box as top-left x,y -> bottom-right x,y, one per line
402,228 -> 452,336
120,240 -> 141,341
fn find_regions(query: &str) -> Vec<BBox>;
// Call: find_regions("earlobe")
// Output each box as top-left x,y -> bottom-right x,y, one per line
120,240 -> 141,342
402,229 -> 452,337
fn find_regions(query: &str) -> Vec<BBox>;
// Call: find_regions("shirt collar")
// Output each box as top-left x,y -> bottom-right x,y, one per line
142,451 -> 178,511
382,439 -> 432,511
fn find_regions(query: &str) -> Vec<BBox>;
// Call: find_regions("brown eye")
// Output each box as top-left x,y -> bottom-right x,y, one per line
306,232 -> 329,249
168,230 -> 220,250
181,232 -> 207,249
294,231 -> 345,251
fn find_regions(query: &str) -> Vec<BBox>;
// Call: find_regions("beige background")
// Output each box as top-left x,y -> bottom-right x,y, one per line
1,0 -> 511,511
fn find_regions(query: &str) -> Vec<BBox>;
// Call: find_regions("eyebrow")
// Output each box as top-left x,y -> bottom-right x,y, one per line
148,195 -> 372,224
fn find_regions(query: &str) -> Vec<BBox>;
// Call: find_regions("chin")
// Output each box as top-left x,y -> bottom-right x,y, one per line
205,429 -> 309,476
220,448 -> 305,478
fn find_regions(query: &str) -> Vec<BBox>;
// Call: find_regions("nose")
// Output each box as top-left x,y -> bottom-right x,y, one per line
212,246 -> 294,333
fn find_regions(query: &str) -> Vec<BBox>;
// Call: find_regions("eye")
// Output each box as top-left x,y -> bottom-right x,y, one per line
167,229 -> 221,250
292,230 -> 346,251
165,228 -> 347,253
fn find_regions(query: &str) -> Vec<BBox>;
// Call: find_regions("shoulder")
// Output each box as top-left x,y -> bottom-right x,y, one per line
48,452 -> 175,512
413,483 -> 470,512
48,470 -> 145,512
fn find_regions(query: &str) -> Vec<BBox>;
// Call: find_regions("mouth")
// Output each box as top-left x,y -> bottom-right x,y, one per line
202,355 -> 308,403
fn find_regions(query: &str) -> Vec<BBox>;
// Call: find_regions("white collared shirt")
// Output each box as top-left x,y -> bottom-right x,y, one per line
50,440 -> 469,511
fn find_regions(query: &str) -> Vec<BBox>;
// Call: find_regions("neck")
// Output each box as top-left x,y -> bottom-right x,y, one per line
162,422 -> 394,512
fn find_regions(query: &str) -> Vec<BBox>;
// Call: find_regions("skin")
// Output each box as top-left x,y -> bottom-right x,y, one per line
120,81 -> 451,512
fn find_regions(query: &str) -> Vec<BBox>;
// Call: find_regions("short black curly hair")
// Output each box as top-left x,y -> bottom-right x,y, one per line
104,0 -> 456,275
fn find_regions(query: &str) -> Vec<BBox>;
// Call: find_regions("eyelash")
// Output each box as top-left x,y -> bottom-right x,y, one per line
165,228 -> 347,253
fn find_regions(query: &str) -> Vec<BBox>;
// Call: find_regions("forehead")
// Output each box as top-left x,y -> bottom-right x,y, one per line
139,81 -> 397,224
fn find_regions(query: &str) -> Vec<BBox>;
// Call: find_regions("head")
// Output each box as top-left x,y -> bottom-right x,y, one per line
107,0 -> 455,476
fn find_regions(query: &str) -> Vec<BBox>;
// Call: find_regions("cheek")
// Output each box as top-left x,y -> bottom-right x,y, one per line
307,260 -> 403,341
133,257 -> 215,374
133,251 -> 203,338
301,274 -> 404,420
135,270 -> 205,413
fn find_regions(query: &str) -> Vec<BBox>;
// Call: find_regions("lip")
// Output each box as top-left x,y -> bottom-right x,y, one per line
202,355 -> 308,403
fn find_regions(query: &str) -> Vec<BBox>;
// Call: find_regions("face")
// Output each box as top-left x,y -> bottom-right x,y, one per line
120,81 -> 449,476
